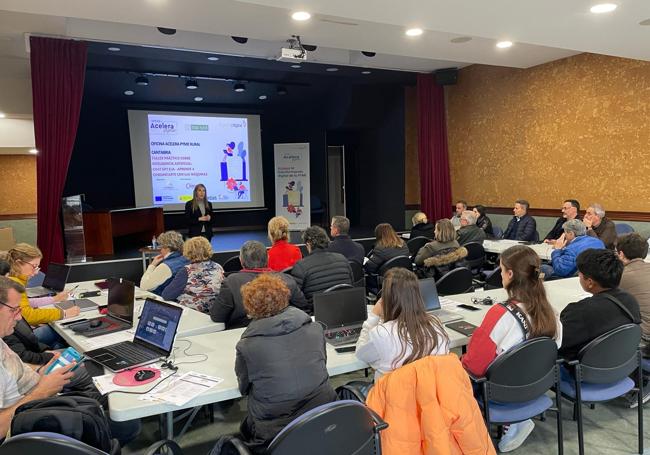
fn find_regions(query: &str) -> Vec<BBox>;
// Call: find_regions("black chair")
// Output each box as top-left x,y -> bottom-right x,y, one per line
221,255 -> 242,274
533,231 -> 540,242
483,267 -> 503,290
406,236 -> 429,257
377,255 -> 413,276
463,242 -> 486,275
470,338 -> 563,454
615,223 -> 634,234
559,324 -> 643,455
492,226 -> 504,239
323,283 -> 354,293
435,267 -> 473,296
349,260 -> 365,288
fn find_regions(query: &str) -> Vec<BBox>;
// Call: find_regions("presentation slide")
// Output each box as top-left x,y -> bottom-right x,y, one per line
128,110 -> 265,211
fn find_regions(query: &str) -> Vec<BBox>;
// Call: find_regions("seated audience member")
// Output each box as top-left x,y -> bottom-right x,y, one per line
617,233 -> 650,348
267,216 -> 302,271
559,248 -> 640,362
0,254 -> 9,276
473,204 -> 494,237
414,219 -> 467,279
457,210 -> 487,245
235,274 -> 337,450
462,245 -> 562,453
451,200 -> 467,227
327,215 -> 365,264
543,219 -> 605,279
409,212 -> 434,240
185,183 -> 214,240
211,241 -> 308,329
140,230 -> 188,295
356,268 -> 449,380
365,223 -> 410,274
6,244 -> 77,347
503,199 -> 537,241
544,199 -> 580,242
0,277 -> 140,445
583,203 -> 617,250
292,227 -> 353,303
161,236 -> 224,313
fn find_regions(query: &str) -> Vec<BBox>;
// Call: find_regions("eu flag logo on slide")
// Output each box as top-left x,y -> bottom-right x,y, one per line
155,196 -> 162,202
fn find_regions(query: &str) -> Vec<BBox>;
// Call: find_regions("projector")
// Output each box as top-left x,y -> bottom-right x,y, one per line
278,47 -> 307,62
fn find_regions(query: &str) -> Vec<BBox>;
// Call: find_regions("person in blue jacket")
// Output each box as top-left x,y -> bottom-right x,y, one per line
543,219 -> 605,279
503,199 -> 537,241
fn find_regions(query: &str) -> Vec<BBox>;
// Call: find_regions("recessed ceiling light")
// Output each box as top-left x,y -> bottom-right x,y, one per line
194,96 -> 203,102
0,112 -> 5,118
496,41 -> 513,49
326,67 -> 339,72
259,95 -> 267,100
639,18 -> 650,25
361,70 -> 372,75
291,11 -> 311,21
405,28 -> 423,37
108,47 -> 121,52
124,90 -> 134,96
207,56 -> 219,61
590,3 -> 617,13
135,76 -> 149,86
29,149 -> 38,155
234,83 -> 246,92
185,79 -> 199,90
290,64 -> 302,69
450,36 -> 472,44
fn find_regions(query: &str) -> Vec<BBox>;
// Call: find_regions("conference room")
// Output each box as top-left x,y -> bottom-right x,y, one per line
0,1 -> 649,454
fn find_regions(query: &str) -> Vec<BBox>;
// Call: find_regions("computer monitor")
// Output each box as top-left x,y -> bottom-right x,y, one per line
107,278 -> 135,323
134,299 -> 183,354
419,278 -> 441,312
42,263 -> 71,292
313,287 -> 367,330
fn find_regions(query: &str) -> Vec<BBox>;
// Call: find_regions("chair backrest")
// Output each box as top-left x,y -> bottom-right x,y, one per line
615,223 -> 635,234
484,267 -> 503,289
378,255 -> 412,276
323,283 -> 354,293
492,226 -> 503,239
222,255 -> 243,273
485,337 -> 558,403
577,323 -> 641,383
267,400 -> 384,455
435,267 -> 473,295
406,236 -> 429,256
348,260 -> 365,287
533,230 -> 540,242
0,432 -> 107,455
463,242 -> 485,271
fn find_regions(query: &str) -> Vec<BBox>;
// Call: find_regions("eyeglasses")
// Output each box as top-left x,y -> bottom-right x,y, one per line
0,301 -> 21,315
20,261 -> 40,273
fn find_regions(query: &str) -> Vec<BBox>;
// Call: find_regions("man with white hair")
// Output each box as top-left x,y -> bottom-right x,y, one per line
457,210 -> 486,245
542,219 -> 605,279
584,203 -> 617,250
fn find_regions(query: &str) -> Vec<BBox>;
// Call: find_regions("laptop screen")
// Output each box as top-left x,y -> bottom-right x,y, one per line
42,263 -> 70,292
313,287 -> 367,330
134,299 -> 183,354
419,278 -> 441,312
107,279 -> 134,323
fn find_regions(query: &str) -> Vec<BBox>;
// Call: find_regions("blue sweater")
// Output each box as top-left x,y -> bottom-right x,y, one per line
551,235 -> 606,277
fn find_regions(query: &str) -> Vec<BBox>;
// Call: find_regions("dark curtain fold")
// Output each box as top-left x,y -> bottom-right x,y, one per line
416,74 -> 452,223
31,37 -> 88,269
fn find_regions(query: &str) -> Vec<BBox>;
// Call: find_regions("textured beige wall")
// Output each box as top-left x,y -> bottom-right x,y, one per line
446,53 -> 650,211
0,155 -> 36,215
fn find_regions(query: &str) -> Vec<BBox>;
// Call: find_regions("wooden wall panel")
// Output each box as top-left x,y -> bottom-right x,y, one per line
446,53 -> 650,211
0,156 -> 36,216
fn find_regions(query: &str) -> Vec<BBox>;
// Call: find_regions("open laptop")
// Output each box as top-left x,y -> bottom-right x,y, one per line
85,298 -> 183,372
419,278 -> 464,324
25,263 -> 70,298
71,278 -> 134,337
313,287 -> 368,347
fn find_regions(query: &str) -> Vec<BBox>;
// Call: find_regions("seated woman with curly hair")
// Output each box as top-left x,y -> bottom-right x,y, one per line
235,274 -> 337,451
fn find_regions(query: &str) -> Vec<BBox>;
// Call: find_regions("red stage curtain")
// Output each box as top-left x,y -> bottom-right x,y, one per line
31,37 -> 88,269
417,74 -> 452,222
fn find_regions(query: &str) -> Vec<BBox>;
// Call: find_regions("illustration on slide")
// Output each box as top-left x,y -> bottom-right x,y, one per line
225,178 -> 248,199
220,141 -> 248,182
283,180 -> 304,218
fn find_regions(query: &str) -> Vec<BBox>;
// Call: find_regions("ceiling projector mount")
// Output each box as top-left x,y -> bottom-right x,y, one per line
278,35 -> 307,62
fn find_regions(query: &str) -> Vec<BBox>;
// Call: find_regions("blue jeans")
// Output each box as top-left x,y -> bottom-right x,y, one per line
540,263 -> 555,280
33,324 -> 66,349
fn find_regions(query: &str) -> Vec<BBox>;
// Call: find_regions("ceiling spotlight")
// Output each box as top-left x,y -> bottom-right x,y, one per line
157,27 -> 177,35
207,56 -> 219,61
303,44 -> 317,52
234,83 -> 246,92
29,149 -> 38,155
290,64 -> 302,69
496,40 -> 513,49
590,3 -> 617,13
277,86 -> 288,95
0,112 -> 5,118
232,36 -> 248,44
259,95 -> 267,100
108,47 -> 120,52
124,90 -> 134,96
291,11 -> 311,21
405,28 -> 423,37
194,96 -> 203,102
361,70 -> 372,75
326,67 -> 338,72
135,76 -> 149,86
450,36 -> 472,44
185,79 -> 199,90
361,51 -> 376,57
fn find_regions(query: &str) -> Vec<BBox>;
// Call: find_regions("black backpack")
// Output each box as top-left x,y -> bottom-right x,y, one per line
10,395 -> 119,454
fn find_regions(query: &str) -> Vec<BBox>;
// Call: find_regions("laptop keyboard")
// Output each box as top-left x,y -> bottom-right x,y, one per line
105,342 -> 158,364
325,327 -> 362,346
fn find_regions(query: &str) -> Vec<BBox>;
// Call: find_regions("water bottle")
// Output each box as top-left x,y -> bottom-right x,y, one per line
152,235 -> 157,249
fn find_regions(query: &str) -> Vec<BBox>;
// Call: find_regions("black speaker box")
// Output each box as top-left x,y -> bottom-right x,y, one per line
435,68 -> 458,86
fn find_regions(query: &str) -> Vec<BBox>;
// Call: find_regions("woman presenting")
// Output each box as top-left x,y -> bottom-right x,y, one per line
185,184 -> 214,240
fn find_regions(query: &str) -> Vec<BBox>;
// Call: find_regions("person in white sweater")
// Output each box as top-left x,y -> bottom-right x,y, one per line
355,268 -> 450,380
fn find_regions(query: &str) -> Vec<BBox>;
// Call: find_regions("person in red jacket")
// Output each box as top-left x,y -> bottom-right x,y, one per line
267,216 -> 302,271
462,245 -> 562,453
